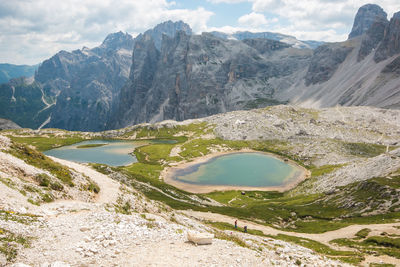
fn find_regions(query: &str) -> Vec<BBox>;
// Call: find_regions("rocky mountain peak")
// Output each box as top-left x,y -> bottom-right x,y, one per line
374,10 -> 400,62
100,31 -> 134,51
142,20 -> 192,50
348,4 -> 387,39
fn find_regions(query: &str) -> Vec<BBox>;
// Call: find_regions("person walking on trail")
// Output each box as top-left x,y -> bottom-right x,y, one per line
244,225 -> 247,233
234,220 -> 238,229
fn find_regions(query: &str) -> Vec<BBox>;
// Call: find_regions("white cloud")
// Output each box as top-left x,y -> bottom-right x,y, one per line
207,0 -> 248,3
249,0 -> 400,42
0,0 -> 213,64
238,12 -> 269,28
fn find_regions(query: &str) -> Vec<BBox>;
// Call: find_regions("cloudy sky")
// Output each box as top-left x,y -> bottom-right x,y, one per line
1,0 -> 399,65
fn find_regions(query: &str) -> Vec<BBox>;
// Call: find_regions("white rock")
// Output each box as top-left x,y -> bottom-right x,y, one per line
50,262 -> 70,267
11,263 -> 32,267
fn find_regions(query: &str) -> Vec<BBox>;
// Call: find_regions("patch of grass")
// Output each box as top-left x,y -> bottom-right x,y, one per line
41,193 -> 54,203
213,230 -> 248,248
135,143 -> 177,164
276,234 -> 361,257
0,210 -> 38,224
207,221 -> 264,236
9,135 -> 84,151
9,142 -> 74,186
310,164 -> 344,177
124,163 -> 164,180
35,173 -> 50,187
355,228 -> 371,239
343,142 -> 386,158
331,235 -> 400,261
76,143 -> 106,149
365,236 -> 400,248
126,122 -> 211,140
86,181 -> 100,194
0,227 -> 31,262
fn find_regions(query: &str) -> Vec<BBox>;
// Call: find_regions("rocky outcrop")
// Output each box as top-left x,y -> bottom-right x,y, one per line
358,15 -> 388,61
140,20 -> 192,50
374,11 -> 400,62
0,118 -> 20,130
305,44 -> 353,86
348,4 -> 387,39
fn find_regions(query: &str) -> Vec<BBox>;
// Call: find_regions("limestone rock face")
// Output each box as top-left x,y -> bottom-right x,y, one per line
375,11 -> 400,62
358,15 -> 388,61
305,44 -> 353,86
348,4 -> 387,39
112,32 -> 311,128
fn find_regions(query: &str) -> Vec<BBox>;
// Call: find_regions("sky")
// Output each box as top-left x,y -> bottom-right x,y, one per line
0,0 -> 399,65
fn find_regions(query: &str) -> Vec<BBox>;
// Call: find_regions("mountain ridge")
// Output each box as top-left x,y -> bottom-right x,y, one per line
0,4 -> 399,131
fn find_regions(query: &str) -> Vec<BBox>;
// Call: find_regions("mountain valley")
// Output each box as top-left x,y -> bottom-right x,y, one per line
1,3 -> 400,267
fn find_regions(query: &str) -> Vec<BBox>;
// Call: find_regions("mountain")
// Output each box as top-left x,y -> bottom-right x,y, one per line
348,4 -> 387,39
0,63 -> 38,84
1,5 -> 399,131
112,4 -> 400,128
209,31 -> 324,49
283,6 -> 400,109
0,21 -> 191,131
0,77 -> 52,129
34,31 -> 134,131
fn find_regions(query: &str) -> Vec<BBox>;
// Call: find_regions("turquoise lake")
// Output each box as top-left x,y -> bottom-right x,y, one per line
44,139 -> 175,167
172,152 -> 299,187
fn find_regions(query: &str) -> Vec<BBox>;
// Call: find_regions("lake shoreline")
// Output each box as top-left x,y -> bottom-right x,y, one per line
162,149 -> 310,193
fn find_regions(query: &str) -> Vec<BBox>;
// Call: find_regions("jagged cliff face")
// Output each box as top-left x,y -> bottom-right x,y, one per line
112,32 -> 311,127
112,5 -> 400,128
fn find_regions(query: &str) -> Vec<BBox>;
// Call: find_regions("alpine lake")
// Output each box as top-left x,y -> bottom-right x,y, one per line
45,141 -> 304,191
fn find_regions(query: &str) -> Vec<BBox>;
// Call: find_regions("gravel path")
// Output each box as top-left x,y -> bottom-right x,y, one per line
183,210 -> 400,265
49,157 -> 120,204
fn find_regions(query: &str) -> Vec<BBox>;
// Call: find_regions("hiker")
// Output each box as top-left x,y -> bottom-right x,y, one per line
234,220 -> 237,229
244,225 -> 247,233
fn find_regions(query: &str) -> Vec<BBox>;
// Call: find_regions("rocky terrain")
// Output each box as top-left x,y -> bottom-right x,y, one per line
0,133 -> 349,267
1,104 -> 400,265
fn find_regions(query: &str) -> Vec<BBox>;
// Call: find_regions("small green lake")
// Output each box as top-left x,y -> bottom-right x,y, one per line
172,152 -> 300,187
44,139 -> 175,167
